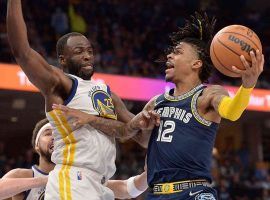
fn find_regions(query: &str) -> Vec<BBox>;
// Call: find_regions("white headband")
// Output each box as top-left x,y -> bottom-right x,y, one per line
35,123 -> 52,146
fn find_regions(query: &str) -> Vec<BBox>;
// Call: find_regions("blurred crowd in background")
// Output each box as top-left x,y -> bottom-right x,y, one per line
0,0 -> 270,87
0,0 -> 270,199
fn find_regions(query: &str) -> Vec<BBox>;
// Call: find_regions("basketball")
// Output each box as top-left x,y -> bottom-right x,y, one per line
210,25 -> 262,77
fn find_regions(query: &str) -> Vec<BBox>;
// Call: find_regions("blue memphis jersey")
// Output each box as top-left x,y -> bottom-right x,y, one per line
147,84 -> 219,187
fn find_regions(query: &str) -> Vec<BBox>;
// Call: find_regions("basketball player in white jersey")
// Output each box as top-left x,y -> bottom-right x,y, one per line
7,1 -> 158,199
2,118 -> 149,200
3,119 -> 54,200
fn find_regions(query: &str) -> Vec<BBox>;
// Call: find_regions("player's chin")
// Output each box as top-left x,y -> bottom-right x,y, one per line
165,74 -> 174,82
79,69 -> 94,80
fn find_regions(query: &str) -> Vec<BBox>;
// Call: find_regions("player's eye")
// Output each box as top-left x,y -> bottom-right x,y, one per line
173,48 -> 181,54
74,48 -> 82,54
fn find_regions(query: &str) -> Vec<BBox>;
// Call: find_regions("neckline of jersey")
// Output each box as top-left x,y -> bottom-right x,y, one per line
164,84 -> 204,101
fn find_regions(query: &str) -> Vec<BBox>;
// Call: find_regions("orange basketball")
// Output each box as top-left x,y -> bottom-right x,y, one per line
210,25 -> 262,77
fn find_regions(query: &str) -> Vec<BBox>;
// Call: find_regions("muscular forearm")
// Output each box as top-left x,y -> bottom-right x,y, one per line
7,0 -> 30,58
88,116 -> 140,140
132,130 -> 151,148
0,177 -> 47,199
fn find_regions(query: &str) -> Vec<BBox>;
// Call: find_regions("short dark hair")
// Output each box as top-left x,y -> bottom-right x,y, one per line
169,12 -> 216,83
56,32 -> 84,58
31,118 -> 49,149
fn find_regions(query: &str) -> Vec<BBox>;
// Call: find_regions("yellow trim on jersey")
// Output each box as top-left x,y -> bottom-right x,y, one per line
191,89 -> 212,126
91,90 -> 117,120
164,84 -> 204,102
48,110 -> 77,200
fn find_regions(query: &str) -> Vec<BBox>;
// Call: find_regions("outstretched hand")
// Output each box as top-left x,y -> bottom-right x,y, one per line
52,104 -> 92,129
231,50 -> 264,88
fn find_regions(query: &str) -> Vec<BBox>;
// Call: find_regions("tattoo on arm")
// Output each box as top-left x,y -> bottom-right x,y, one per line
88,116 -> 139,139
90,95 -> 157,142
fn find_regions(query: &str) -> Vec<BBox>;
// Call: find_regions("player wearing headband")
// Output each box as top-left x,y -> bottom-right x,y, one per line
2,118 -> 149,200
3,119 -> 54,200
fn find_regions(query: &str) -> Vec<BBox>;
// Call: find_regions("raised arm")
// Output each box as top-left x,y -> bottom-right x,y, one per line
6,0 -> 71,95
200,50 -> 264,122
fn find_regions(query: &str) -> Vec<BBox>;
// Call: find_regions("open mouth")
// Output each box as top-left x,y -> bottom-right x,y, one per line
49,144 -> 54,151
166,61 -> 174,69
165,62 -> 174,74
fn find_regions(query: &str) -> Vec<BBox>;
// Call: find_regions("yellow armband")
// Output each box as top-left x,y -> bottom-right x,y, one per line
218,85 -> 254,121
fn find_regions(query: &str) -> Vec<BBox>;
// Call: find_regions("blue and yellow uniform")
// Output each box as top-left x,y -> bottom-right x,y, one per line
147,84 -> 218,200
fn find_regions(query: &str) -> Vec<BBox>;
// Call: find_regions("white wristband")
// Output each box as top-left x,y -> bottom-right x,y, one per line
127,176 -> 144,198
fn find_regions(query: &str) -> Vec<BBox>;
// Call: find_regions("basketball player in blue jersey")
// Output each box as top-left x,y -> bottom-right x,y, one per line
142,13 -> 264,200
54,12 -> 264,200
6,1 -> 157,199
3,118 -> 54,200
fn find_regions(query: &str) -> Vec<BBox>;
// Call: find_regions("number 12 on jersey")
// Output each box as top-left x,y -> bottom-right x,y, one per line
156,120 -> 175,142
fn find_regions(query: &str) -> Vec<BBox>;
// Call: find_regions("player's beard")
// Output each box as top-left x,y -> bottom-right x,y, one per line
66,59 -> 94,80
39,148 -> 53,164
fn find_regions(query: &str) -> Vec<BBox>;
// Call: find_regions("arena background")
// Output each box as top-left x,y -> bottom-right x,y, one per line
0,0 -> 270,199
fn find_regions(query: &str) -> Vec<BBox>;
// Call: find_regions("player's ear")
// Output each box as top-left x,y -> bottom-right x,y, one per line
58,55 -> 66,67
35,145 -> 40,154
192,59 -> 203,69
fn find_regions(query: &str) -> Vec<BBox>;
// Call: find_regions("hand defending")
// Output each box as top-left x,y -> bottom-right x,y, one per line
130,110 -> 160,131
52,104 -> 92,129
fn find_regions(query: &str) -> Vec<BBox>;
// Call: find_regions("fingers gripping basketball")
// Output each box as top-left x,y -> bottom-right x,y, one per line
210,25 -> 262,77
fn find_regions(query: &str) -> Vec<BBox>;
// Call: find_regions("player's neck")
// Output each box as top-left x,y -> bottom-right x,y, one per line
38,157 -> 55,174
174,79 -> 202,96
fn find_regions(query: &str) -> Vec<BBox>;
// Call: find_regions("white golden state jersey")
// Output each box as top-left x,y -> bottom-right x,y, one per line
25,165 -> 48,200
46,74 -> 117,182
